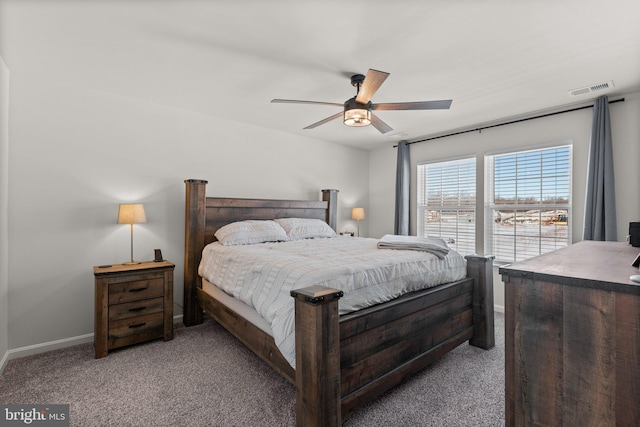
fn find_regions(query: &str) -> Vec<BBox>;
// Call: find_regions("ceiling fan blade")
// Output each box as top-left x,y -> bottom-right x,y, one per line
303,111 -> 343,129
372,100 -> 453,111
271,99 -> 343,107
370,113 -> 393,134
355,69 -> 390,104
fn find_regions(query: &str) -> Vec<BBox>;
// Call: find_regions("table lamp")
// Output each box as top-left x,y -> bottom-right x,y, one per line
352,207 -> 365,237
118,203 -> 147,265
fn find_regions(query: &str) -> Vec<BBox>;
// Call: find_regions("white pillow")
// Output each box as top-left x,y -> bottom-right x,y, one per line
214,220 -> 288,246
274,218 -> 336,241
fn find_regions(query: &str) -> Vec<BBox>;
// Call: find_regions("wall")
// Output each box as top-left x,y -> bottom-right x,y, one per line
370,92 -> 640,310
0,55 -> 9,370
6,79 -> 369,353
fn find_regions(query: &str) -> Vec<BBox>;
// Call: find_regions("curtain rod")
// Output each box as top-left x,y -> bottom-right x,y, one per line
402,97 -> 625,146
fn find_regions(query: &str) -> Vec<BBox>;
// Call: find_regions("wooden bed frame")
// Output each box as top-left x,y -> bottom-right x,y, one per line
183,179 -> 495,426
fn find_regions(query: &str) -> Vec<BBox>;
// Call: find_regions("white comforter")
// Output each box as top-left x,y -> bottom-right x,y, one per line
198,237 -> 466,367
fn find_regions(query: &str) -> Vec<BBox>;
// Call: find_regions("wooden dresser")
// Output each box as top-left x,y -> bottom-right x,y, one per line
94,260 -> 174,358
500,241 -> 640,426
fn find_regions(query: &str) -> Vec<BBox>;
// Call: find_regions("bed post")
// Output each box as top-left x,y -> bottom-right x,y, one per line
321,189 -> 338,231
184,179 -> 207,326
291,285 -> 344,427
465,254 -> 495,349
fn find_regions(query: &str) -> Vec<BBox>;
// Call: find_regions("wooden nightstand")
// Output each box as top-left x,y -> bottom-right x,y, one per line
94,260 -> 174,358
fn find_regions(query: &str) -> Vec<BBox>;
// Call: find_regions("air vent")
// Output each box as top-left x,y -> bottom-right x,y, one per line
568,80 -> 614,97
387,132 -> 409,139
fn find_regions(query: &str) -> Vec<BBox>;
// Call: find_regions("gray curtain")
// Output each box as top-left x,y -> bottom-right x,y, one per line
583,96 -> 617,241
394,140 -> 410,235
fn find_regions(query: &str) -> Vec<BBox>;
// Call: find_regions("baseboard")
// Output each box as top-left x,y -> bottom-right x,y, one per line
0,314 -> 187,374
494,304 -> 505,313
7,333 -> 95,363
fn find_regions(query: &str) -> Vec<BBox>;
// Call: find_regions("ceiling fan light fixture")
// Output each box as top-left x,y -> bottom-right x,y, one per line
344,108 -> 371,127
343,98 -> 371,127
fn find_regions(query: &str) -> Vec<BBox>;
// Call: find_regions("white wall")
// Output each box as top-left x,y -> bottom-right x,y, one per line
0,55 -> 9,369
370,92 -> 640,310
6,79 -> 369,351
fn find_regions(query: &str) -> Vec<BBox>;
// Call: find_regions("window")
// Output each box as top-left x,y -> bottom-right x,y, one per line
417,157 -> 476,255
485,144 -> 571,263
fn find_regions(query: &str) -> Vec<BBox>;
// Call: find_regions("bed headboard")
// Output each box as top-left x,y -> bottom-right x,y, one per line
183,179 -> 338,325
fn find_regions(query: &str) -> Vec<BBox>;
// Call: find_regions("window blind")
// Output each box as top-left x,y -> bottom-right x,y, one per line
485,145 -> 572,263
417,157 -> 476,255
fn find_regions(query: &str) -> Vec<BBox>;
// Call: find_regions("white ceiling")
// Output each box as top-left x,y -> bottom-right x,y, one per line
1,0 -> 639,150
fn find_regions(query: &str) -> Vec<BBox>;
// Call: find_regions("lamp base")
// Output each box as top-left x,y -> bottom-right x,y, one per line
122,261 -> 142,265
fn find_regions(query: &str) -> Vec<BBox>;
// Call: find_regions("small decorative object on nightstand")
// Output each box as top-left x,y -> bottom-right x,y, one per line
94,260 -> 174,358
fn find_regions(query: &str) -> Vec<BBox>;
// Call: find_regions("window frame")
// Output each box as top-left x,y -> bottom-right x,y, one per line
484,142 -> 572,264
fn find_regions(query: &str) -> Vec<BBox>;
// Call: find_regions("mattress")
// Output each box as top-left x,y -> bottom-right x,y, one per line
198,236 -> 466,367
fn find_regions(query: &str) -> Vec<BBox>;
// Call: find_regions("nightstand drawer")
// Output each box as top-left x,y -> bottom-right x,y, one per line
108,278 -> 164,304
108,312 -> 164,348
109,297 -> 164,321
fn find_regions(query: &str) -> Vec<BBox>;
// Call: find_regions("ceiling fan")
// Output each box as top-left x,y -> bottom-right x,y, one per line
271,69 -> 452,134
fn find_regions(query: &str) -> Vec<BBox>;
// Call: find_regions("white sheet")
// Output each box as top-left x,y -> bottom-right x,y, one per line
198,236 -> 466,367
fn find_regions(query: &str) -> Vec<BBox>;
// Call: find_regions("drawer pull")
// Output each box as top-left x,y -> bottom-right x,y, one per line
128,286 -> 149,293
128,322 -> 147,329
128,306 -> 147,312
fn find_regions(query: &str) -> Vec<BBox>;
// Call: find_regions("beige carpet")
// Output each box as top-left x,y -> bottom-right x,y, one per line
0,313 -> 505,426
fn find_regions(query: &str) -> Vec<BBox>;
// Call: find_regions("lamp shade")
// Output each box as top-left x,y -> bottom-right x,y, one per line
117,204 -> 147,224
351,207 -> 365,221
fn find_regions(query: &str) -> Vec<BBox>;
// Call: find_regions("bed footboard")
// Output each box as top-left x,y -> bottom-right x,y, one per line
290,254 -> 495,427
